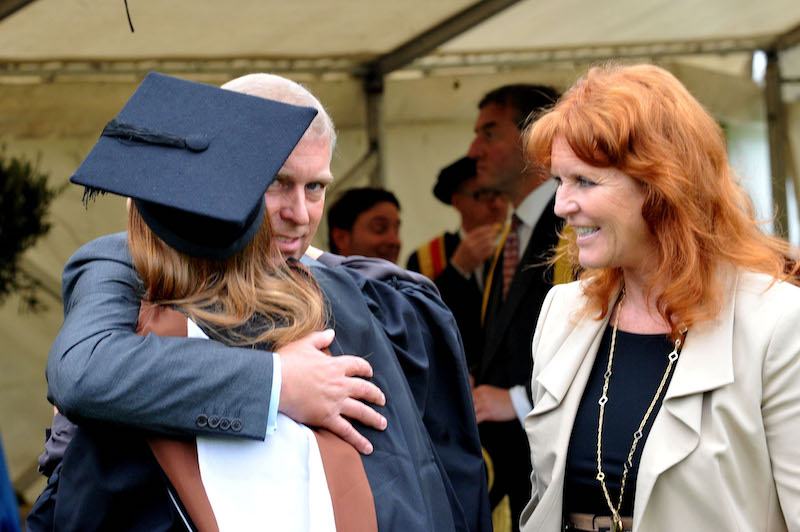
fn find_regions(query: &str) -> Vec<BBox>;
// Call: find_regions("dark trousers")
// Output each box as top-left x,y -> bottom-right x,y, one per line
479,420 -> 532,532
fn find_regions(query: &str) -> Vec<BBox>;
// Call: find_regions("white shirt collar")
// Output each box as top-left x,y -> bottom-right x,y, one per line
514,178 -> 557,228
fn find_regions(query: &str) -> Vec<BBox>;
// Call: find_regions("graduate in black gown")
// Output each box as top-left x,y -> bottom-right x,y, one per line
29,73 -> 489,531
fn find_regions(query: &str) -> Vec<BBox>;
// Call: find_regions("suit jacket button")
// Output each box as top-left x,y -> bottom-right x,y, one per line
196,414 -> 208,428
208,415 -> 221,429
219,417 -> 231,431
230,418 -> 243,432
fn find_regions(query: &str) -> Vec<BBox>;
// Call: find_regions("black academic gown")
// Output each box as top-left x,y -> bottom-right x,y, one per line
318,254 -> 491,532
28,236 -> 489,532
406,232 -> 485,369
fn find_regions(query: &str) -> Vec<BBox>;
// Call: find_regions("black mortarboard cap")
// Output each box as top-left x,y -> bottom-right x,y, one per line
433,156 -> 477,205
71,72 -> 318,259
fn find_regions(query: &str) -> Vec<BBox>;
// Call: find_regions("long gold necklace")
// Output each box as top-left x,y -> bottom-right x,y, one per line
595,292 -> 683,532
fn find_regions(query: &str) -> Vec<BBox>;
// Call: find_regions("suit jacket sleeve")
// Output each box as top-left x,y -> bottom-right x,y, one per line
762,290 -> 800,529
519,283 -> 560,527
46,232 -> 273,440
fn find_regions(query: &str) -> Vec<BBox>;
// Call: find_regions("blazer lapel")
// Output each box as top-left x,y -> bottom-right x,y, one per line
633,271 -> 738,524
481,205 -> 560,374
504,205 -> 559,320
524,309 -> 610,529
503,231 -> 544,311
527,271 -> 739,529
533,312 -> 609,415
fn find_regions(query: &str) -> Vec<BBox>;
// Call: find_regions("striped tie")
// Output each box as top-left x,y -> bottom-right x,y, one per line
502,214 -> 522,300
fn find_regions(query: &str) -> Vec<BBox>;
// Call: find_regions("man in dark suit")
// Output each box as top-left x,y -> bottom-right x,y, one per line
33,73 -> 490,531
466,84 -> 565,531
406,156 -> 508,368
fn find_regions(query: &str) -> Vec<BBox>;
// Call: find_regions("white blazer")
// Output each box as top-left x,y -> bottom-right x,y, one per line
521,270 -> 800,532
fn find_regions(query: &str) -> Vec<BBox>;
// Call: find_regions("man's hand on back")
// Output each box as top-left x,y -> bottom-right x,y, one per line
278,329 -> 387,455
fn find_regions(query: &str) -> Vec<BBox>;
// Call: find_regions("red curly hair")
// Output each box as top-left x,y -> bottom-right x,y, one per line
526,63 -> 798,338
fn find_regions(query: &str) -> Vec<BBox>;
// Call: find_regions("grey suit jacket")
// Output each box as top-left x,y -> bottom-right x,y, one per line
48,232 -> 274,439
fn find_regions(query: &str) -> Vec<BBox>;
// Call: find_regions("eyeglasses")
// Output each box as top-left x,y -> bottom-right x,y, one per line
460,188 -> 503,202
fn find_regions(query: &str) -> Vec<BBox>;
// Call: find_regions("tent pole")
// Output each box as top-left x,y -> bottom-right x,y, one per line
370,0 -> 524,77
764,49 -> 789,238
773,21 -> 800,51
363,71 -> 385,187
354,0 -> 525,189
0,0 -> 36,21
785,134 -> 800,236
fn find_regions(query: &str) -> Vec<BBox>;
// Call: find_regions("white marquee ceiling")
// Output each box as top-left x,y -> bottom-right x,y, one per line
1,0 -> 798,78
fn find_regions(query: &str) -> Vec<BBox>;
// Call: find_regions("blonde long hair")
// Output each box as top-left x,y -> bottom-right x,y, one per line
128,201 -> 327,349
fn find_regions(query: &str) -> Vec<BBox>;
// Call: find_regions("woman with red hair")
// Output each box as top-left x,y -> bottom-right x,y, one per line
520,64 -> 800,532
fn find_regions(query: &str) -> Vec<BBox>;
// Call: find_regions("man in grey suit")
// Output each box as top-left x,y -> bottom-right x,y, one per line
46,73 -> 385,455
35,73 -> 490,531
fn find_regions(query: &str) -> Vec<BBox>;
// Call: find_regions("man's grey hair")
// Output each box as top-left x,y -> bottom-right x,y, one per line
222,73 -> 337,150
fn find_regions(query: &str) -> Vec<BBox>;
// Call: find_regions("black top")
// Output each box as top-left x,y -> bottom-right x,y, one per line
564,327 -> 676,517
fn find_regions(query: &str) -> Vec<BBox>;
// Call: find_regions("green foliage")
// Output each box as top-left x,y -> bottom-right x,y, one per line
0,149 -> 61,311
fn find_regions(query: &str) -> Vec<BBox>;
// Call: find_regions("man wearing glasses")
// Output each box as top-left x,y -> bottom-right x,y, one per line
407,156 -> 508,369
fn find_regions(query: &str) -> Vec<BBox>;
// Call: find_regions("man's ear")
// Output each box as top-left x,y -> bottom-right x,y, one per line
330,227 -> 352,256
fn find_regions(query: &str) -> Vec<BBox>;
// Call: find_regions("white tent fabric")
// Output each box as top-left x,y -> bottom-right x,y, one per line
2,0 -> 800,503
442,0 -> 800,52
0,0 -> 473,59
0,0 -> 797,66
